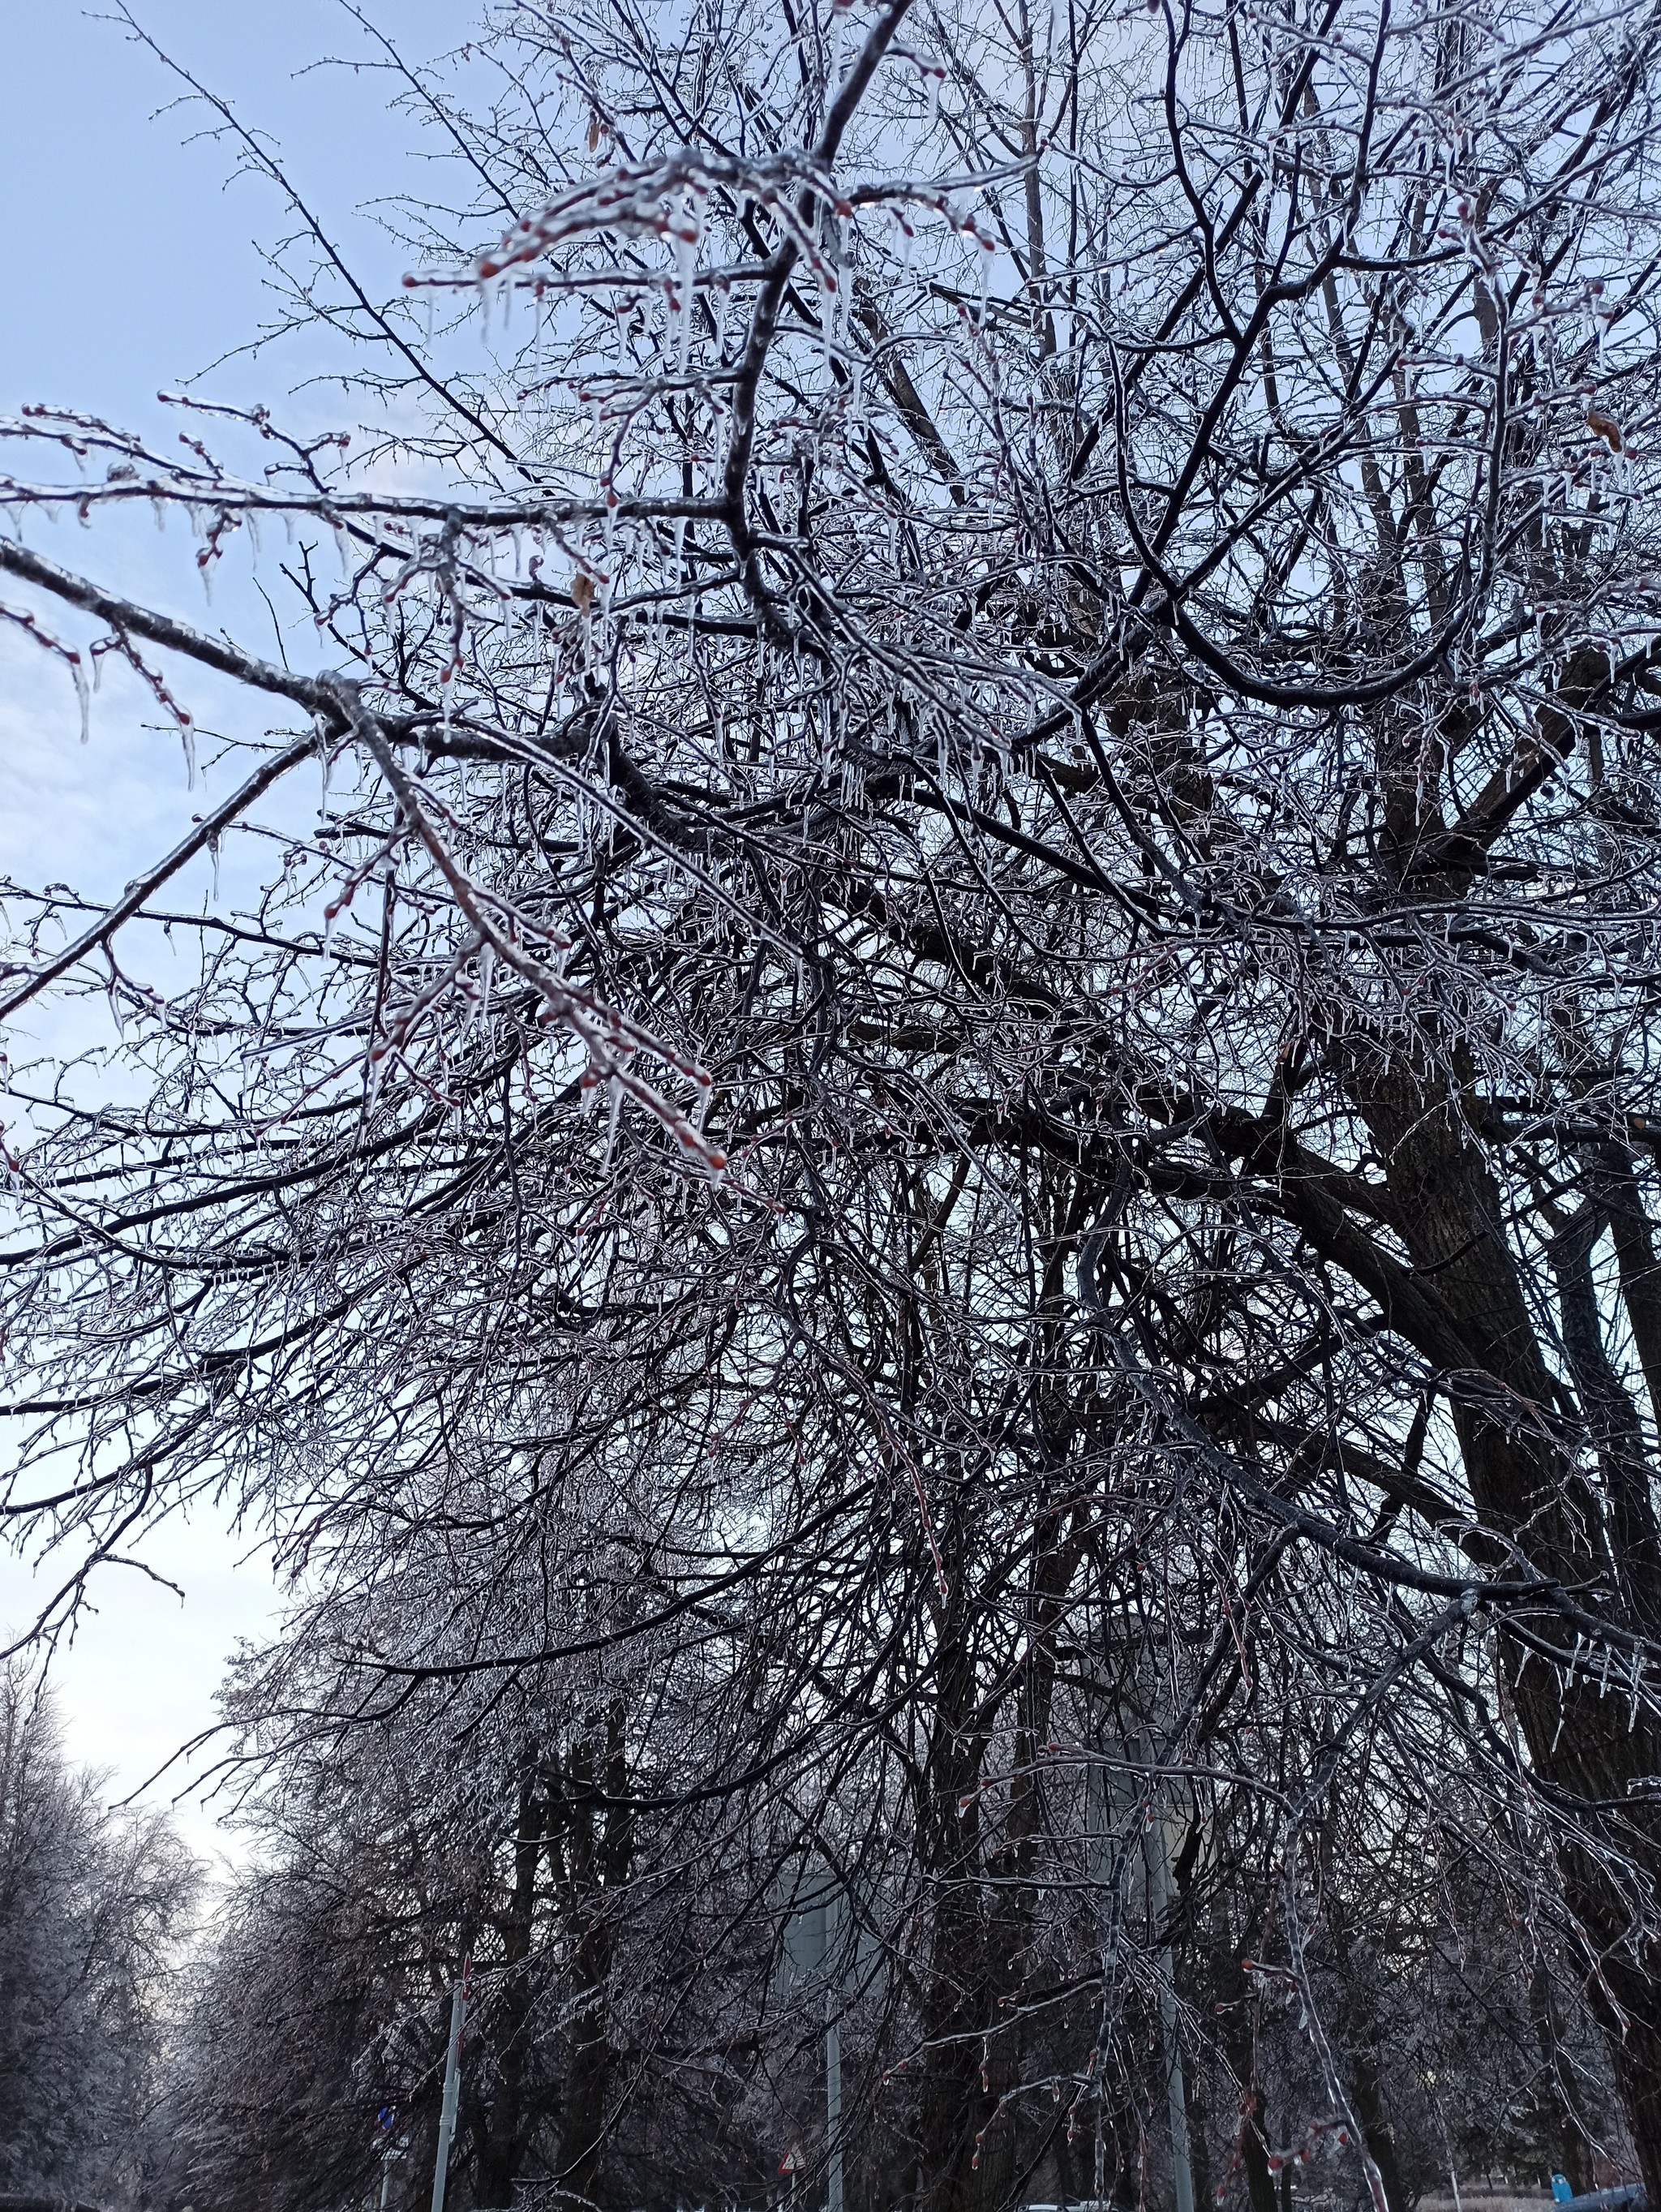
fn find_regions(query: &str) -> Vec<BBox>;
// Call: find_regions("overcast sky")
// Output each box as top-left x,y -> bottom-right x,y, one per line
1,0 -> 470,1864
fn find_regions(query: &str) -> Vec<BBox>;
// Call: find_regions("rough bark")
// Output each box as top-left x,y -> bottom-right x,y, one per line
1341,1068 -> 1661,2198
550,1710 -> 633,2208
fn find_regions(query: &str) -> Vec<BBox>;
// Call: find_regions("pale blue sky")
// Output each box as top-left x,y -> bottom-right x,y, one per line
1,0 -> 479,1860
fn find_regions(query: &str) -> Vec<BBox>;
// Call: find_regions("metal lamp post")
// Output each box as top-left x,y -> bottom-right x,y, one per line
430,1970 -> 470,2212
783,1873 -> 845,2212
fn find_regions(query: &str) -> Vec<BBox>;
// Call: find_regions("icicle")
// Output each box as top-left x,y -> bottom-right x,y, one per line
829,0 -> 848,87
334,522 -> 354,582
208,829 -> 221,899
672,512 -> 687,584
181,724 -> 197,790
71,655 -> 89,745
673,198 -> 698,378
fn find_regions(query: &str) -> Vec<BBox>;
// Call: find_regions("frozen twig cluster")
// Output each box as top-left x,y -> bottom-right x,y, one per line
4,0 -> 1661,2199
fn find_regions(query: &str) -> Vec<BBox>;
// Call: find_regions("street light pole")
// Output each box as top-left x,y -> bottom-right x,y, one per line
1145,1809 -> 1195,2212
786,1874 -> 847,2212
430,1974 -> 469,2212
826,1991 -> 843,2212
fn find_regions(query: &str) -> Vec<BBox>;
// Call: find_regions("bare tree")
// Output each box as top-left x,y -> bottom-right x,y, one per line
6,0 -> 1661,2197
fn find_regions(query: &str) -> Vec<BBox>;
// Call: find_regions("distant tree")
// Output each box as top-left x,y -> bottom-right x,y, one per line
0,1665 -> 197,2207
173,1846 -> 427,2212
172,1586 -> 778,2212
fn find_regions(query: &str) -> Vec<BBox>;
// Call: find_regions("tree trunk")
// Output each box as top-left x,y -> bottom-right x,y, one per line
914,1570 -> 1001,2212
1529,1959 -> 1594,2195
1207,1950 -> 1277,2212
1315,1887 -> 1409,2212
1337,1067 -> 1661,2197
550,1707 -> 633,2209
475,1761 -> 546,2206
